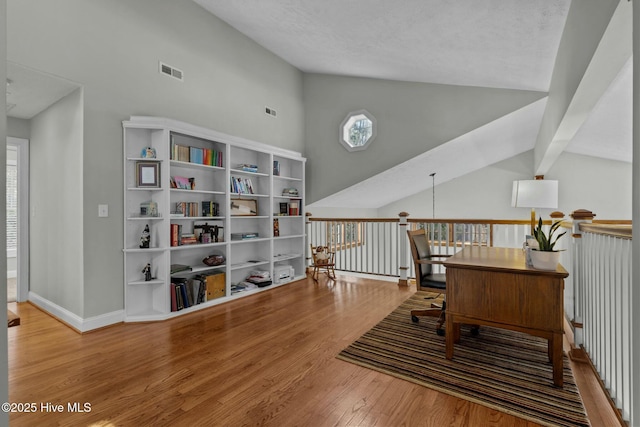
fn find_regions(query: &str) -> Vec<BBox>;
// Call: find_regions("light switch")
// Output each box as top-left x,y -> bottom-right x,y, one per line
98,204 -> 109,217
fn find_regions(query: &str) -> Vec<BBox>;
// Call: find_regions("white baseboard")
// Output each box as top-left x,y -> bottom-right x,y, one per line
7,270 -> 17,279
28,292 -> 124,332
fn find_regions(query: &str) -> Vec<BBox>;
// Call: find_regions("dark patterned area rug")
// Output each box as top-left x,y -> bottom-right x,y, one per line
337,292 -> 589,427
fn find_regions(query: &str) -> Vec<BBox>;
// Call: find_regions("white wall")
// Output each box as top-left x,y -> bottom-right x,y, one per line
379,150 -> 631,220
534,0 -> 619,173
8,0 -> 305,319
29,88 -> 84,315
1,0 -> 8,422
547,152 -> 631,219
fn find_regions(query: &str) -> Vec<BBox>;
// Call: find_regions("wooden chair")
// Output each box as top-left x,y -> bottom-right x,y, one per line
407,229 -> 450,335
7,309 -> 20,327
310,245 -> 336,281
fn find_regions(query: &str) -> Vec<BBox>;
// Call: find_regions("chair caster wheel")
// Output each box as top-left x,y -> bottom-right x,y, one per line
471,327 -> 480,336
411,315 -> 419,323
436,328 -> 445,337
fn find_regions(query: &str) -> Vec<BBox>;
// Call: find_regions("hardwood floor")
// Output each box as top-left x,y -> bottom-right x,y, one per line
7,275 -> 621,426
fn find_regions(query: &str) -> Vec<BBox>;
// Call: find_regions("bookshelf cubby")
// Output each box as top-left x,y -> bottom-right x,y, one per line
123,116 -> 306,321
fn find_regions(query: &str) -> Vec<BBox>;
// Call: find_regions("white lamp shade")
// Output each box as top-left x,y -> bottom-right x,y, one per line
511,180 -> 558,209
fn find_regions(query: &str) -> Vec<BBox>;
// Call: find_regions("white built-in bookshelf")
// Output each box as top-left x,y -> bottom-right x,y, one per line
123,116 -> 306,321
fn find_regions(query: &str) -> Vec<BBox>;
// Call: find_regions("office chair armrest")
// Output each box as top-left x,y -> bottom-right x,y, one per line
416,259 -> 445,265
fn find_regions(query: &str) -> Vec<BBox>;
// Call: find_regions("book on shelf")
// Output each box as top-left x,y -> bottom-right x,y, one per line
230,176 -> 255,194
238,164 -> 258,173
170,143 -> 191,163
178,282 -> 190,308
231,232 -> 259,240
201,201 -> 219,217
171,283 -> 184,311
180,234 -> 198,245
170,139 -> 223,167
279,202 -> 288,215
195,278 -> 206,304
170,224 -> 183,246
175,202 -> 199,217
171,278 -> 207,311
273,161 -> 280,176
189,147 -> 204,165
170,263 -> 191,274
172,176 -> 195,190
171,283 -> 178,312
197,271 -> 225,301
288,199 -> 300,216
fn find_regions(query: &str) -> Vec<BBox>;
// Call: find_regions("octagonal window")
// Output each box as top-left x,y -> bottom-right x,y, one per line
339,110 -> 377,152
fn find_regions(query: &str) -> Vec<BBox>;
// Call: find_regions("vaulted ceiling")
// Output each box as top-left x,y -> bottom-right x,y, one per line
6,1 -> 631,209
195,0 -> 631,208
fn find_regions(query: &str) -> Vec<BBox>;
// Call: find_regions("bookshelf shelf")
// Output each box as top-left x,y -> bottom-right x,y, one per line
123,116 -> 306,322
169,242 -> 226,251
128,279 -> 165,286
171,188 -> 226,196
170,159 -> 224,171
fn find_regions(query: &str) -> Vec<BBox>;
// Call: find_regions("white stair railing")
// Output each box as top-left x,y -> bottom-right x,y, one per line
578,222 -> 633,424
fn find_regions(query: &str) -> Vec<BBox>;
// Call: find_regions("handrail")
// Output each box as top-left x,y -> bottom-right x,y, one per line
579,223 -> 632,239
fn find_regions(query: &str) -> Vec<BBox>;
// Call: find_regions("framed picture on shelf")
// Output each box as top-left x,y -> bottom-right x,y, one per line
230,198 -> 257,216
140,201 -> 159,217
136,161 -> 160,188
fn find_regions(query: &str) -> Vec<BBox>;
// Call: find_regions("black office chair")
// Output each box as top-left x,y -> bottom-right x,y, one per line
408,228 -> 479,337
407,229 -> 449,335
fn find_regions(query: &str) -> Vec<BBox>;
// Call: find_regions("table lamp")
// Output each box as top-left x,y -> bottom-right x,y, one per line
511,178 -> 558,235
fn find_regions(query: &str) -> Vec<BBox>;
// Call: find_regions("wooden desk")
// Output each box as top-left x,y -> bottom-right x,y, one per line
443,246 -> 568,387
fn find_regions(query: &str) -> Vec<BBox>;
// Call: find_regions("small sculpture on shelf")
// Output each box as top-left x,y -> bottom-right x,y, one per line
140,146 -> 156,158
195,222 -> 222,243
140,224 -> 150,248
202,253 -> 225,266
142,263 -> 152,281
273,218 -> 280,237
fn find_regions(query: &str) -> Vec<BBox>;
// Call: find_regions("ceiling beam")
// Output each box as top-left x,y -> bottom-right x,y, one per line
535,0 -> 631,175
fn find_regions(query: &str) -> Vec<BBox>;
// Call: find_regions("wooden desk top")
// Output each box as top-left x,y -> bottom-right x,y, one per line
443,246 -> 568,278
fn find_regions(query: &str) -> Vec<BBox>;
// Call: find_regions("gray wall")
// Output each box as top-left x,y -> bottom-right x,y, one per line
7,0 -> 305,318
30,88 -> 84,315
7,116 -> 29,139
303,73 -> 546,205
378,151 -> 631,220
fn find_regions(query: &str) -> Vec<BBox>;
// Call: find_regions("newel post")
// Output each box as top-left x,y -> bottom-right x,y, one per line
398,212 -> 410,287
305,212 -> 313,273
569,209 -> 595,353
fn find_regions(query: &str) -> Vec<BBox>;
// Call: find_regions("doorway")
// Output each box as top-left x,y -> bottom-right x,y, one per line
6,137 -> 29,303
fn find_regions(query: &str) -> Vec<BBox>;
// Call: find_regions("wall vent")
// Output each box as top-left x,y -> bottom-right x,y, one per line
159,61 -> 184,82
265,106 -> 277,117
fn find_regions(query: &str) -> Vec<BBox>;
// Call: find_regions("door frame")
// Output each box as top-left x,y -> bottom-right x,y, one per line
7,137 -> 29,302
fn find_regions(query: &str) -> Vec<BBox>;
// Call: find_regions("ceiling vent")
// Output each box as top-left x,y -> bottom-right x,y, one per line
159,61 -> 184,82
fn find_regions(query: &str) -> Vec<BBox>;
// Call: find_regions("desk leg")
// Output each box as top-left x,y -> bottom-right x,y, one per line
446,316 -> 454,359
552,333 -> 563,387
